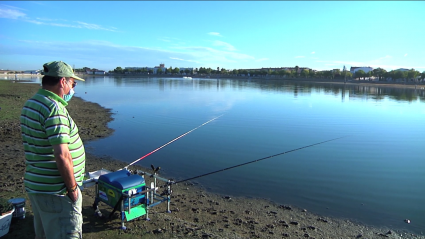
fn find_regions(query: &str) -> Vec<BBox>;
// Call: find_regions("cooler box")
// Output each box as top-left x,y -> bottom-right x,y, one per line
97,170 -> 146,214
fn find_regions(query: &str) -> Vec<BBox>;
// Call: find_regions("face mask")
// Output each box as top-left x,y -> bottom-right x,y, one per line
64,82 -> 75,102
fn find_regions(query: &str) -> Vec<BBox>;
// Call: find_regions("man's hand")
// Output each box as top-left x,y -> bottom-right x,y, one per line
67,188 -> 79,202
53,143 -> 78,202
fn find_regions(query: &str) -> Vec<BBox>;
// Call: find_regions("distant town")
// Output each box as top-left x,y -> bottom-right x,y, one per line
1,63 -> 425,83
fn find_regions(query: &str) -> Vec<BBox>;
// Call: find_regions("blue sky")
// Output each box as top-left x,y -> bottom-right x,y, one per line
1,1 -> 424,72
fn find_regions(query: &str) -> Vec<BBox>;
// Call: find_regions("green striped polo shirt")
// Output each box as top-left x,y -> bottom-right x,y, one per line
20,89 -> 85,194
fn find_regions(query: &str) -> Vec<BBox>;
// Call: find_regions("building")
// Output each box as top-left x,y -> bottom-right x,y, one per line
23,70 -> 41,74
126,64 -> 193,74
86,69 -> 106,75
244,67 -> 311,74
394,68 -> 411,72
350,66 -> 373,74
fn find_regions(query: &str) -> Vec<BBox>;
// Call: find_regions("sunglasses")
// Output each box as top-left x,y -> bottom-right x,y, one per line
66,80 -> 77,88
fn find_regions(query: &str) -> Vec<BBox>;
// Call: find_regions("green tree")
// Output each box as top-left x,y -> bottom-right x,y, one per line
301,69 -> 309,78
372,68 -> 387,81
421,71 -> 425,81
407,70 -> 420,81
333,69 -> 341,78
173,67 -> 180,74
114,67 -> 123,73
309,69 -> 315,79
394,70 -> 407,81
294,66 -> 299,78
355,70 -> 365,80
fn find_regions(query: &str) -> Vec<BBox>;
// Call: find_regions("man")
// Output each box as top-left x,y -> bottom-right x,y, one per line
20,61 -> 86,239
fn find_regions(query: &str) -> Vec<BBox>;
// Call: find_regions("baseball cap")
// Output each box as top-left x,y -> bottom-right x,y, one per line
41,61 -> 85,81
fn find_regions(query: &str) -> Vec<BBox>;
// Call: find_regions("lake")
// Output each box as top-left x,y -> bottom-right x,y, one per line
12,75 -> 425,234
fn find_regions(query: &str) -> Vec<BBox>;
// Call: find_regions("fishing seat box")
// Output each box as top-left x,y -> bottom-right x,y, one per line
96,170 -> 146,210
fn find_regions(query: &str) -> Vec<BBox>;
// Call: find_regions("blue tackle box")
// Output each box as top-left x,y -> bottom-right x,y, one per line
96,170 -> 146,216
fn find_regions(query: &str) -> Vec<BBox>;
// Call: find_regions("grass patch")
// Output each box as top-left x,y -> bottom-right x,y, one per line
0,81 -> 40,121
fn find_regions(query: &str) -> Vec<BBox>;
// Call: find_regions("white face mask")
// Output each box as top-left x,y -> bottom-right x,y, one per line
64,81 -> 75,102
64,88 -> 74,102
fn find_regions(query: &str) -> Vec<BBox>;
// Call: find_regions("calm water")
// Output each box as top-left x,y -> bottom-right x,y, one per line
12,76 -> 425,234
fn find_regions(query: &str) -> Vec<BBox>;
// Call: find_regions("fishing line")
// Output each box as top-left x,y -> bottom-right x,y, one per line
125,115 -> 223,169
173,136 -> 348,185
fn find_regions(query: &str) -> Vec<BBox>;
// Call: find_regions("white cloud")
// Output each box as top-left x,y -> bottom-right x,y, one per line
174,45 -> 255,65
378,55 -> 392,60
208,32 -> 222,37
169,57 -> 200,64
316,60 -> 365,66
404,53 -> 408,57
213,40 -> 236,51
1,38 -> 259,70
315,59 -> 425,71
295,56 -> 305,58
0,5 -> 116,31
0,5 -> 26,19
255,58 -> 269,62
311,51 -> 315,54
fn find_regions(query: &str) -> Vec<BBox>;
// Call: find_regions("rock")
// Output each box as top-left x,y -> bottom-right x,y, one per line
278,205 -> 292,210
191,208 -> 200,213
290,221 -> 299,225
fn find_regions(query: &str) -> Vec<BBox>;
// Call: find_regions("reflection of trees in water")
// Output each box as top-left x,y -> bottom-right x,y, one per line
105,77 -> 425,103
245,80 -> 424,103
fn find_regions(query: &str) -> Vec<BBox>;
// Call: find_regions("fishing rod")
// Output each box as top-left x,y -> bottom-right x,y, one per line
124,115 -> 223,169
171,136 -> 347,185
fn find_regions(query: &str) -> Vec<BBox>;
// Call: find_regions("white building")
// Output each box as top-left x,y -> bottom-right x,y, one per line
350,66 -> 373,74
86,70 -> 106,75
394,68 -> 410,72
23,70 -> 41,74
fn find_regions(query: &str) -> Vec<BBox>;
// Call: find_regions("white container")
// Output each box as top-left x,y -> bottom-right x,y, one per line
0,207 -> 15,237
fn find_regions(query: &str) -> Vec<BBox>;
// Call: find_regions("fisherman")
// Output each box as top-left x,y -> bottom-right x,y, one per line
20,61 -> 85,239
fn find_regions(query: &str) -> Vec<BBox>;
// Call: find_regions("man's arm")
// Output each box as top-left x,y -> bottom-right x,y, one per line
53,144 -> 79,202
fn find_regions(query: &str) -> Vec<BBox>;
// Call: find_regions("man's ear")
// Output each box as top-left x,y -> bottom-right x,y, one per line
60,77 -> 67,88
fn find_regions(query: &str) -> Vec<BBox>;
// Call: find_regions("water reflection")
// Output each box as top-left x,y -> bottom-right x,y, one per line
9,75 -> 425,103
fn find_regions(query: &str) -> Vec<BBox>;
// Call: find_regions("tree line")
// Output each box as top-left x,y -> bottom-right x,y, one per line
354,68 -> 424,81
108,65 -> 425,82
111,67 -> 192,75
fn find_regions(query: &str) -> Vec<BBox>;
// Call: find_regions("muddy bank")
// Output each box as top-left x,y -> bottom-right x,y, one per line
0,81 -> 423,239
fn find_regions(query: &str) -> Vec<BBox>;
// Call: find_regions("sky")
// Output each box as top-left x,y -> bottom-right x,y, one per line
0,1 -> 424,72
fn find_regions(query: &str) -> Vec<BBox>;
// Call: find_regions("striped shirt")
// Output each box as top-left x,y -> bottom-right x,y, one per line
20,89 -> 85,194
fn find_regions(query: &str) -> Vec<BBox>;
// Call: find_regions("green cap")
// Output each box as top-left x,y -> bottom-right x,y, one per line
41,61 -> 85,81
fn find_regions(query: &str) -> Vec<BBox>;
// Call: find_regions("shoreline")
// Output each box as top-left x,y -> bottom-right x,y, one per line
0,81 -> 423,238
3,72 -> 425,91
80,73 -> 425,90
